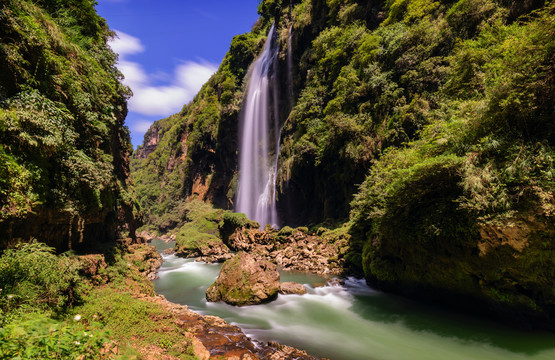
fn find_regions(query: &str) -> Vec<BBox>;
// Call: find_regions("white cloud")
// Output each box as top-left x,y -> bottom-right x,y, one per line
117,61 -> 148,88
108,30 -> 218,117
129,85 -> 188,116
176,62 -> 218,94
131,119 -> 155,133
109,31 -> 144,57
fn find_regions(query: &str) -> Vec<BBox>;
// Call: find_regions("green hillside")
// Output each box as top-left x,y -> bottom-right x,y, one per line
133,0 -> 554,327
0,0 -> 138,250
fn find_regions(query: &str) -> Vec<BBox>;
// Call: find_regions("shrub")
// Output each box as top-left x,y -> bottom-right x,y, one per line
0,241 -> 84,315
0,312 -> 109,360
219,212 -> 260,241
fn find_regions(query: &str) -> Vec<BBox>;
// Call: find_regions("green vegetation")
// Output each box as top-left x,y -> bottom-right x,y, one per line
77,287 -> 195,359
0,242 -> 83,316
0,312 -> 110,360
0,0 -> 136,249
345,0 -> 555,320
0,240 -> 196,359
0,242 -> 107,359
219,212 -> 260,242
173,201 -> 227,256
132,0 -> 554,325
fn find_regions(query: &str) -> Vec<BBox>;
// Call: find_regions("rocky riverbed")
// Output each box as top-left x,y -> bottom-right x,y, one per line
120,239 -> 321,359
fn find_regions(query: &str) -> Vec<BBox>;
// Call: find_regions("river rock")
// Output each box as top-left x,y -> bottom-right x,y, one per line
279,282 -> 307,295
206,251 -> 280,306
174,234 -> 231,263
162,247 -> 175,255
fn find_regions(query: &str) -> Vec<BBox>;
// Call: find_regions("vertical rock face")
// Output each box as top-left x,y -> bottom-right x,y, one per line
0,0 -> 137,251
206,251 -> 280,306
134,125 -> 161,159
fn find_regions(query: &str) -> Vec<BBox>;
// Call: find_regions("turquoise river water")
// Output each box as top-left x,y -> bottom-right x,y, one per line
151,240 -> 555,360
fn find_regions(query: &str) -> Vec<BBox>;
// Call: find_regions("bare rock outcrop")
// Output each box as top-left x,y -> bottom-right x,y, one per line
226,227 -> 349,275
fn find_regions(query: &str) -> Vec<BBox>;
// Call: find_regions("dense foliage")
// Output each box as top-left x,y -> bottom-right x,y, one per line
0,242 -> 106,359
346,0 -> 555,322
0,0 -> 136,249
0,240 -> 195,359
133,0 -> 554,325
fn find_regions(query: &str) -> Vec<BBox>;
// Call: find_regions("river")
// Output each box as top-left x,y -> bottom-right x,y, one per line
151,240 -> 555,360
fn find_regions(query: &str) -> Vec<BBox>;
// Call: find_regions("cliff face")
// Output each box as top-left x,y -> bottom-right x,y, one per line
0,0 -> 137,251
134,125 -> 161,160
133,0 -> 554,326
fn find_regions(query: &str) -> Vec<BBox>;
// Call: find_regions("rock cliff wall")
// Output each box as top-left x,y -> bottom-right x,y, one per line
0,0 -> 138,251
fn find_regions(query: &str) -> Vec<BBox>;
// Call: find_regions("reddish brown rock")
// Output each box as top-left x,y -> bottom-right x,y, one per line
279,282 -> 307,295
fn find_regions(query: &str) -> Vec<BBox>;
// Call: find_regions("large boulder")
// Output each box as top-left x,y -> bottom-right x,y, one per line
206,252 -> 280,306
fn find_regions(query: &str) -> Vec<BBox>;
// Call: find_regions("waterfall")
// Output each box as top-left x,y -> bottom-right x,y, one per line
236,24 -> 280,228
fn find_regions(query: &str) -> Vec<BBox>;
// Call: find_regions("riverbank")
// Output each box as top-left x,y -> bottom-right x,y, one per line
87,240 -> 320,359
0,238 -> 319,359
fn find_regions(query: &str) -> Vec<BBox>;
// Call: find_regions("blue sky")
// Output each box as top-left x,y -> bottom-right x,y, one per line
95,0 -> 261,148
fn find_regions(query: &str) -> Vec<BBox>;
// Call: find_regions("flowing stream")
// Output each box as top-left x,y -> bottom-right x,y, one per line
236,24 -> 280,228
151,240 -> 555,360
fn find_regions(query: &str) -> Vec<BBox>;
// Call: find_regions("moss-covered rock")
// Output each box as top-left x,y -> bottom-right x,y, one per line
219,212 -> 260,243
173,202 -> 232,262
206,252 -> 280,306
352,155 -> 555,328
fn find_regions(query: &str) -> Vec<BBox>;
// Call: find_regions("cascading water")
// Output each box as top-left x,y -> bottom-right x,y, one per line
153,245 -> 555,360
236,24 -> 280,228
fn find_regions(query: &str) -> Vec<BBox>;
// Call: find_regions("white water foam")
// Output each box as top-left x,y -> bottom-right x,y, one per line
154,257 -> 555,360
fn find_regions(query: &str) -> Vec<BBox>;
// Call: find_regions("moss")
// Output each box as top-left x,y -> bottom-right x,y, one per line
206,252 -> 279,306
77,286 -> 195,359
219,212 -> 259,242
173,202 -> 230,256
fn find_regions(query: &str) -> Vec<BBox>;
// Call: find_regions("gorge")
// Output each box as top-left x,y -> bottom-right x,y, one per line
1,0 -> 554,359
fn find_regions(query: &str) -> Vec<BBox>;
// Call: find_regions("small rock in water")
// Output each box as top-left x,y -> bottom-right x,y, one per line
279,282 -> 307,295
162,248 -> 175,255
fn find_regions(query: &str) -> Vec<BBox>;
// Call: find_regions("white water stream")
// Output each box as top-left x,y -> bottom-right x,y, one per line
152,242 -> 555,360
236,25 -> 280,228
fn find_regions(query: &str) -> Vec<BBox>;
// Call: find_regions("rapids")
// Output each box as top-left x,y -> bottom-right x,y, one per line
151,240 -> 555,360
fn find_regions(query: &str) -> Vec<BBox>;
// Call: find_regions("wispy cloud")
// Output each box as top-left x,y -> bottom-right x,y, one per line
108,30 -> 217,117
131,119 -> 156,133
109,30 -> 144,56
193,8 -> 219,20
